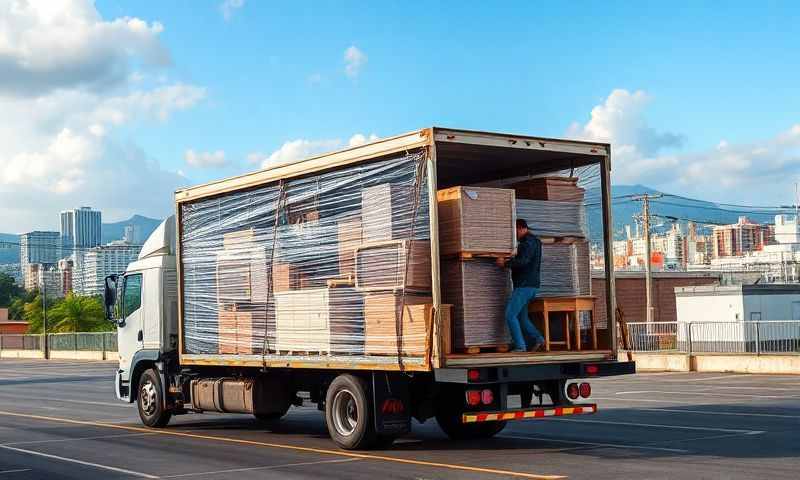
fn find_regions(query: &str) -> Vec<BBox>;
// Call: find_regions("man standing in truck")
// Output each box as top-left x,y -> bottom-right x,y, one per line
497,219 -> 545,352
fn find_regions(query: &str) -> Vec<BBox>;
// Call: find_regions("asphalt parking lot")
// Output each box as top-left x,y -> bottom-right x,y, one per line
0,360 -> 798,479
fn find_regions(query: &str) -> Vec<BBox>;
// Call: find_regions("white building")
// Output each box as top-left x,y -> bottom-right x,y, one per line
19,231 -> 60,289
75,241 -> 141,296
60,207 -> 102,256
24,263 -> 63,298
675,284 -> 800,350
773,214 -> 800,247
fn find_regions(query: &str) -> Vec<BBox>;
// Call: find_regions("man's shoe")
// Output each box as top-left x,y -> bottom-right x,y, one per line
510,347 -> 526,353
528,342 -> 544,352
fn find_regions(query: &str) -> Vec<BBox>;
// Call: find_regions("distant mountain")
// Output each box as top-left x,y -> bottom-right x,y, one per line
0,215 -> 163,264
101,215 -> 162,245
586,184 -> 781,244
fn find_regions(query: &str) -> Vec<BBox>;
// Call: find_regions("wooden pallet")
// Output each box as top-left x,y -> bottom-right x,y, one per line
451,251 -> 513,261
458,344 -> 511,354
278,350 -> 330,356
326,274 -> 355,288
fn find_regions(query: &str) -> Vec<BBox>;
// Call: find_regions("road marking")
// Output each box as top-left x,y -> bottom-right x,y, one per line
614,390 -> 800,399
0,444 -> 158,478
0,393 -> 128,409
648,431 -> 764,445
0,410 -> 565,480
498,434 -> 689,453
162,458 -> 360,478
634,407 -> 800,419
3,432 -> 155,446
0,469 -> 32,475
662,374 -> 755,382
549,417 -> 761,434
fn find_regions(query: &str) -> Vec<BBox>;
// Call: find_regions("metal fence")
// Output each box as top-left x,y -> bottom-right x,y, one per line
0,333 -> 118,352
626,321 -> 800,354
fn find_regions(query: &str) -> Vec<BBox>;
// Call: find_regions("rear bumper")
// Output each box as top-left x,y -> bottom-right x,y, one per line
435,360 -> 636,384
463,404 -> 597,423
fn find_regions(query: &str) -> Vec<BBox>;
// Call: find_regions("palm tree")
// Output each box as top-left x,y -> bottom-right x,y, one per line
47,294 -> 108,332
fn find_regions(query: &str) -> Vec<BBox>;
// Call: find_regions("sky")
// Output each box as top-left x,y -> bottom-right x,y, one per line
1,0 -> 799,232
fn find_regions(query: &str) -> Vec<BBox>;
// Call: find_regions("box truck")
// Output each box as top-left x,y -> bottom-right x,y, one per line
105,127 -> 634,449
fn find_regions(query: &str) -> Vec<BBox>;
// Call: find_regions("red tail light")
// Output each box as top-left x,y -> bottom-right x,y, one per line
481,389 -> 494,405
585,365 -> 599,375
579,382 -> 592,398
566,383 -> 580,400
466,390 -> 481,406
381,398 -> 404,414
468,369 -> 481,382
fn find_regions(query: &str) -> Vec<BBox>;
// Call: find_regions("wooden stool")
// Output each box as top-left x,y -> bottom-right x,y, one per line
529,297 -> 597,352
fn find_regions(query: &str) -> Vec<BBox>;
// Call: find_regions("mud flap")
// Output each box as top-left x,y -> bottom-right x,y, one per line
372,372 -> 411,436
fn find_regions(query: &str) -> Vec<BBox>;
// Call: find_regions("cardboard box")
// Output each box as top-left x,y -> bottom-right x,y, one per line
216,248 -> 271,304
442,258 -> 511,349
274,287 -> 364,354
437,186 -> 515,256
217,309 -> 255,355
272,263 -> 304,293
510,177 -> 585,203
538,240 -> 592,297
355,240 -> 431,291
363,294 -> 432,355
337,215 -> 362,276
361,183 -> 414,243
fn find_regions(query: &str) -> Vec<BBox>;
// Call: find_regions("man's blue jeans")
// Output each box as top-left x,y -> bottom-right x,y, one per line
505,287 -> 545,350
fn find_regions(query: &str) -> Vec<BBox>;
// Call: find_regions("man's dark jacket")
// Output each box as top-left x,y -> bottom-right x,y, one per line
507,233 -> 542,288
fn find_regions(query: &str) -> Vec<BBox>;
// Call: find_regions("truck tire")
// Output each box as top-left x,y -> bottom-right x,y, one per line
253,407 -> 288,425
137,368 -> 172,428
325,374 -> 376,450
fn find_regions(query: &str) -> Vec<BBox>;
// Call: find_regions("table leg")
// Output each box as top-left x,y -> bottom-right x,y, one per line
544,308 -> 550,352
564,314 -> 570,351
574,311 -> 581,351
591,310 -> 598,350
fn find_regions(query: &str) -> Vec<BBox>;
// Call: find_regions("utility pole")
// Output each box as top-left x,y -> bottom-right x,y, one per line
632,194 -> 663,323
41,275 -> 49,359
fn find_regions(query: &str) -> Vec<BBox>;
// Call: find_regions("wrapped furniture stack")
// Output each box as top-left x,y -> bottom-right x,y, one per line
438,186 -> 515,352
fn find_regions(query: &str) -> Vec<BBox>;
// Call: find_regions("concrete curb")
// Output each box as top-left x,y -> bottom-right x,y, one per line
628,351 -> 800,374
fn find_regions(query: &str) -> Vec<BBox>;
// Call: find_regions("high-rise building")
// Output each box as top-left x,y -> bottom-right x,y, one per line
24,263 -> 62,297
57,258 -> 74,297
60,207 -> 102,256
123,224 -> 136,244
74,241 -> 141,296
774,215 -> 800,245
19,231 -> 60,289
713,216 -> 767,258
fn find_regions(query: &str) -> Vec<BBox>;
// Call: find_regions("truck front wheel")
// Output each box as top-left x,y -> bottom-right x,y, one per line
137,368 -> 172,428
325,374 -> 377,450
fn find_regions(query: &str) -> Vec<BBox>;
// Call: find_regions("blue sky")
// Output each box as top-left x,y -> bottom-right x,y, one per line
1,1 -> 799,231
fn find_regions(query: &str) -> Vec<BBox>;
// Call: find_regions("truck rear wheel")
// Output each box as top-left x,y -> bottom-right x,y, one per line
137,368 -> 172,428
325,374 -> 376,450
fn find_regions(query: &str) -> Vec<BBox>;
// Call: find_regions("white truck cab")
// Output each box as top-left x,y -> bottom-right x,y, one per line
107,217 -> 178,404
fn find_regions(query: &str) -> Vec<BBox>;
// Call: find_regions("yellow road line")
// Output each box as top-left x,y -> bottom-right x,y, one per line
0,410 -> 565,480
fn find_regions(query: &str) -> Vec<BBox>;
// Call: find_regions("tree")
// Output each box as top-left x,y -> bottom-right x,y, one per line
0,272 -> 23,307
47,294 -> 110,333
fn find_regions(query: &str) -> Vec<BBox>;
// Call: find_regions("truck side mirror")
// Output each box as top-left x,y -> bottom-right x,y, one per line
104,275 -> 118,323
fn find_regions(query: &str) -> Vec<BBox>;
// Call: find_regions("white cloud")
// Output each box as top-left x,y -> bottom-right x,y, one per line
0,0 -> 170,97
248,133 -> 380,169
220,0 -> 245,21
0,0 -> 204,232
185,149 -> 227,168
569,89 -> 800,204
344,45 -> 367,78
348,133 -> 378,147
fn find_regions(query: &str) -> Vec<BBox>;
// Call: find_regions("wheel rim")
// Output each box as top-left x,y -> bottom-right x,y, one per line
140,380 -> 158,417
331,388 -> 358,437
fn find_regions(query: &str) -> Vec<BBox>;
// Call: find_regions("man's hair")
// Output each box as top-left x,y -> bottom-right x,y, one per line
516,218 -> 528,229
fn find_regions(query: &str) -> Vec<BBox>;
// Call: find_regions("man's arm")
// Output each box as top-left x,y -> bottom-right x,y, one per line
506,239 -> 534,269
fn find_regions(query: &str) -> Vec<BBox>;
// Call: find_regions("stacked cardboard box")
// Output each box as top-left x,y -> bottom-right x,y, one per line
355,240 -> 431,291
337,215 -> 362,277
442,258 -> 511,349
361,184 -> 415,243
437,186 -> 515,257
510,177 -> 585,203
274,287 -> 364,354
363,293 -> 432,355
538,240 -> 592,297
516,200 -> 588,238
218,307 -> 256,355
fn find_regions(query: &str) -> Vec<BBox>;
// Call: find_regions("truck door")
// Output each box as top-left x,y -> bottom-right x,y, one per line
118,273 -> 144,376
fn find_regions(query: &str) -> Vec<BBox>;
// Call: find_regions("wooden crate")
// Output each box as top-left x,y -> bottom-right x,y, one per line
272,262 -> 305,293
216,248 -> 270,304
361,183 -> 414,243
510,177 -> 585,203
217,308 -> 255,355
337,215 -> 362,276
274,287 -> 364,354
437,186 -> 515,257
442,257 -> 511,349
363,293 -> 432,356
355,240 -> 431,291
